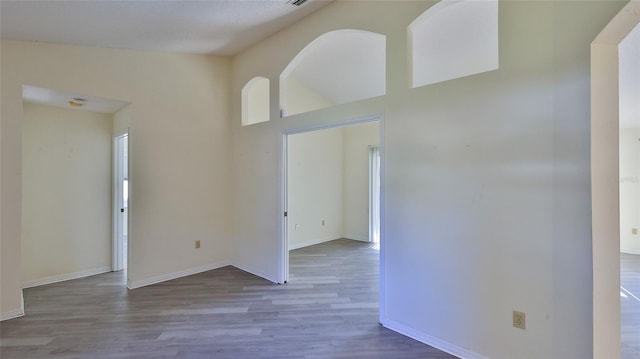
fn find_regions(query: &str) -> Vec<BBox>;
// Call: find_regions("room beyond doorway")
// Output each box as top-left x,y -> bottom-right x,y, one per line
281,116 -> 382,285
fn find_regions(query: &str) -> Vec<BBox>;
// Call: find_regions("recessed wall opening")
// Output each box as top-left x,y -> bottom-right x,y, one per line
280,29 -> 386,117
282,116 -> 382,317
241,76 -> 270,126
408,0 -> 499,88
20,85 -> 131,293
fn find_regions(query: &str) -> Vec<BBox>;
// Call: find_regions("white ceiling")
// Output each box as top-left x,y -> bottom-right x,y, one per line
0,0 -> 331,56
23,85 -> 130,114
620,22 -> 640,129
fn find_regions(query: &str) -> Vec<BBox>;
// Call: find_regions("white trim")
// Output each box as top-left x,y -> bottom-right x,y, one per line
279,133 -> 289,284
288,235 -> 343,251
0,308 -> 24,322
378,114 -> 386,323
232,261 -> 278,283
113,130 -> 129,272
381,318 -> 489,359
280,112 -> 384,286
128,261 -> 230,290
22,267 -> 112,289
621,249 -> 640,255
343,234 -> 368,242
0,293 -> 25,321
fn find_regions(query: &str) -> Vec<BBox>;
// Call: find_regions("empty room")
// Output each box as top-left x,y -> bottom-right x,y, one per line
2,1 -> 640,358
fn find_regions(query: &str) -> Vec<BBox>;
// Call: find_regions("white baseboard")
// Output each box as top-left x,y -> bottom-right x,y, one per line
621,248 -> 640,255
232,261 -> 278,283
343,233 -> 369,242
1,292 -> 25,322
128,260 -> 231,290
22,266 -> 112,289
0,308 -> 24,322
288,235 -> 342,250
381,317 -> 488,359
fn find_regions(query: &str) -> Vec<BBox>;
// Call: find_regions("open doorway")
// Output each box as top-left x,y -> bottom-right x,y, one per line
281,115 -> 382,290
591,2 -> 640,357
113,131 -> 129,273
20,85 -> 130,291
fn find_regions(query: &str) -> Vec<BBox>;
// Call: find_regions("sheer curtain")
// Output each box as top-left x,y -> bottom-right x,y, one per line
369,146 -> 381,243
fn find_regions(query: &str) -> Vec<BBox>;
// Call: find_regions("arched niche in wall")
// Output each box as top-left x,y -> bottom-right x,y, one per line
242,76 -> 270,126
280,29 -> 386,117
409,0 -> 499,88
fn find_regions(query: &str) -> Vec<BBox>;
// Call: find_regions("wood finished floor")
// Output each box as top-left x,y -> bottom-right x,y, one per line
622,253 -> 640,359
0,239 -> 453,359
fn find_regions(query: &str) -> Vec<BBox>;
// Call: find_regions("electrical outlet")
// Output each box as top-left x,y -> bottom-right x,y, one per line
322,220 -> 325,226
632,228 -> 638,235
295,224 -> 300,231
195,240 -> 201,249
513,310 -> 526,330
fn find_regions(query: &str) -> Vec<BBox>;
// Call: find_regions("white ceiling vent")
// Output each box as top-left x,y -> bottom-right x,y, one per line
288,0 -> 308,6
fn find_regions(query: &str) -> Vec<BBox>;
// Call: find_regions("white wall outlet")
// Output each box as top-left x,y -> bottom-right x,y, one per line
295,224 -> 300,231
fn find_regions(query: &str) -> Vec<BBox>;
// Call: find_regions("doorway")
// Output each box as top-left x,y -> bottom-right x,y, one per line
113,131 -> 129,272
591,2 -> 640,357
280,114 -> 383,285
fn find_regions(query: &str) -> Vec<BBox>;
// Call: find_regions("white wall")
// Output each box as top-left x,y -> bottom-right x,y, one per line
287,122 -> 379,249
230,1 -> 627,358
288,127 -> 344,249
21,103 -> 112,285
620,128 -> 640,254
282,76 -> 332,117
1,40 -> 233,318
343,122 -> 380,241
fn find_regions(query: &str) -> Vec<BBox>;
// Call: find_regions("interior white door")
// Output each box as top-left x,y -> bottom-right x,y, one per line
369,146 -> 380,243
113,132 -> 128,271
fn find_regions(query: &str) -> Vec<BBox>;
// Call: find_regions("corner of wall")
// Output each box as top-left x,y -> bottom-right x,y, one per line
0,290 -> 25,322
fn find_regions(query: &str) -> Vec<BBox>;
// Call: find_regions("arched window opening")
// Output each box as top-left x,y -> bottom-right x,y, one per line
408,0 -> 499,88
242,76 -> 270,126
280,29 -> 386,117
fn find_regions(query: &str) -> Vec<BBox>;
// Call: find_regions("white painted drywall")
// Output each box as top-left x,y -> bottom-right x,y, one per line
281,76 -> 332,117
287,127 -> 344,250
620,128 -> 640,254
1,40 -> 233,317
282,29 -> 386,115
409,0 -> 499,88
21,102 -> 112,284
343,122 -> 380,241
242,77 -> 270,126
230,1 -> 628,358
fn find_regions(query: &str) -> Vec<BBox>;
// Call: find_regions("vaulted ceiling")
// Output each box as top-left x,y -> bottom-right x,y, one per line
0,0 -> 331,56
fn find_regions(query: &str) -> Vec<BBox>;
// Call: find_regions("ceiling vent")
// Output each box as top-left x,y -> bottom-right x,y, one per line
288,0 -> 308,6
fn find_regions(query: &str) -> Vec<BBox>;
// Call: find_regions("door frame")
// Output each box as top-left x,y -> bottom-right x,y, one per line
591,2 -> 640,357
368,145 -> 381,243
112,129 -> 129,272
279,112 -> 385,319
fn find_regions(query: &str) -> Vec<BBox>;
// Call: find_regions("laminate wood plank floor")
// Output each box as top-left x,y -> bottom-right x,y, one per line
1,239 -> 454,359
622,253 -> 640,358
